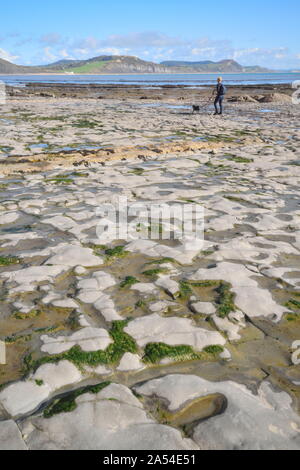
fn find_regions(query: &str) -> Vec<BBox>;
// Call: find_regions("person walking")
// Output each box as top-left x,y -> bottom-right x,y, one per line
213,77 -> 226,115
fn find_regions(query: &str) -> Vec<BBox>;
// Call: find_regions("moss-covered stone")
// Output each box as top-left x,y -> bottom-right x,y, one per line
23,320 -> 138,372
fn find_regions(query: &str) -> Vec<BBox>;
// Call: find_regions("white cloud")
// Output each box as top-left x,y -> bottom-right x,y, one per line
43,47 -> 57,62
191,47 -> 218,57
73,48 -> 90,57
95,47 -> 122,55
0,47 -> 19,62
3,30 -> 299,69
232,47 -> 291,67
59,49 -> 75,59
233,48 -> 260,58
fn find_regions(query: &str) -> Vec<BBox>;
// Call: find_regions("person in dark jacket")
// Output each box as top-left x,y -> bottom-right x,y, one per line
213,77 -> 225,115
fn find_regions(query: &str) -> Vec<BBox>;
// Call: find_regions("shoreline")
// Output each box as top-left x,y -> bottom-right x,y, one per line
5,81 -> 294,100
1,72 -> 298,76
1,72 -> 300,87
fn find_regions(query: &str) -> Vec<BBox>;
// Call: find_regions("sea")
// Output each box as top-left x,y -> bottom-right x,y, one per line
0,72 -> 299,87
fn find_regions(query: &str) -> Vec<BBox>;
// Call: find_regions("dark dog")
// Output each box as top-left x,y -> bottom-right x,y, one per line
192,105 -> 200,113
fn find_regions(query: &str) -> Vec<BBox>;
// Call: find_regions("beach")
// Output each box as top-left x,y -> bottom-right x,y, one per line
0,81 -> 300,450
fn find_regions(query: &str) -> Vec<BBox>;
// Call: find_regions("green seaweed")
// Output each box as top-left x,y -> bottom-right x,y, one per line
142,268 -> 169,277
120,276 -> 140,288
189,280 -> 219,288
178,281 -> 193,299
14,309 -> 41,320
34,325 -> 59,334
144,257 -> 177,266
286,314 -> 299,322
203,345 -> 224,355
135,299 -> 147,309
142,341 -> 225,364
35,379 -> 44,386
84,243 -> 107,256
286,299 -> 300,310
0,256 -> 20,266
178,279 -> 235,317
105,245 -> 129,260
5,333 -> 32,344
215,282 -> 236,318
143,342 -> 201,364
201,250 -> 215,256
45,175 -> 73,185
73,120 -> 99,129
227,156 -> 253,163
130,168 -> 144,175
43,381 -> 110,418
70,172 -> 88,177
23,353 -> 34,373
23,320 -> 138,372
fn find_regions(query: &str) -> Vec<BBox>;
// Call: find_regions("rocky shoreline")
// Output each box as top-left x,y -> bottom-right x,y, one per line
0,83 -> 299,450
7,81 -> 294,101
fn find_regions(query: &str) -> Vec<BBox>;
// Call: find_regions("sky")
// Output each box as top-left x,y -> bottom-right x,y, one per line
1,0 -> 300,69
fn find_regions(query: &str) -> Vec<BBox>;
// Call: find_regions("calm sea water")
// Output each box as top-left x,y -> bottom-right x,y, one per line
0,72 -> 300,87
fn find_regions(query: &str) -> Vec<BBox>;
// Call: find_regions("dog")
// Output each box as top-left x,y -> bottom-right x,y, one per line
192,105 -> 200,113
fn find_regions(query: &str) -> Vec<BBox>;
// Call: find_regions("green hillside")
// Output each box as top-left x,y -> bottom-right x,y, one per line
70,60 -> 107,73
0,55 -> 273,74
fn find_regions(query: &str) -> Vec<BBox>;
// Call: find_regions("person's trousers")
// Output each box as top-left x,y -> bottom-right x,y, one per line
214,95 -> 224,114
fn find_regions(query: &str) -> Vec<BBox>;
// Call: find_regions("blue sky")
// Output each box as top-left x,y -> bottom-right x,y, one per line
1,0 -> 300,69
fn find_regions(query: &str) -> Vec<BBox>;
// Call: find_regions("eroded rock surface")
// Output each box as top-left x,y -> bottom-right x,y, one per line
0,92 -> 299,450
